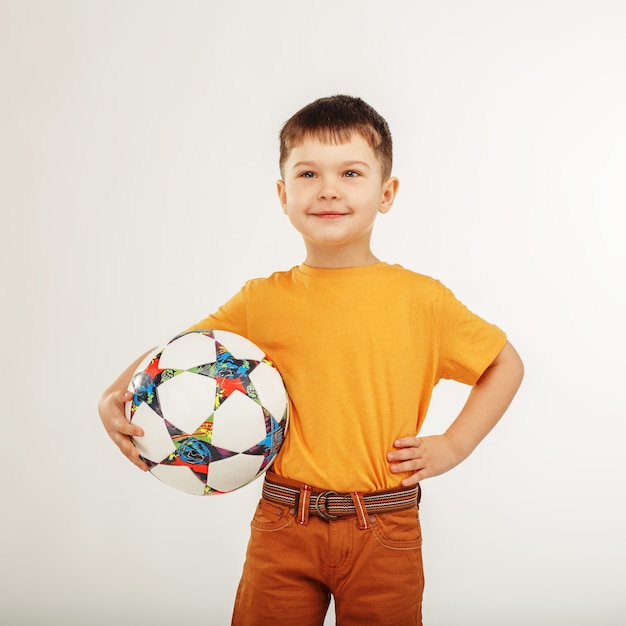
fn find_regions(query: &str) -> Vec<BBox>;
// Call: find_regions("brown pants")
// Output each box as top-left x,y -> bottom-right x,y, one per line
231,497 -> 424,625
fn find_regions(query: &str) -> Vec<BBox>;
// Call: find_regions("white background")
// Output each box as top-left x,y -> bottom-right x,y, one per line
1,1 -> 625,624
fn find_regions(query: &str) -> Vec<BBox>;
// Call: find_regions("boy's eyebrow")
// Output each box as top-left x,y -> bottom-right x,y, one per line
290,160 -> 372,170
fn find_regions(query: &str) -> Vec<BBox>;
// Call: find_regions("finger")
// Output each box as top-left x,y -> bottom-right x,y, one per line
389,457 -> 424,475
393,436 -> 422,449
108,391 -> 144,437
128,454 -> 150,472
119,436 -> 150,471
399,472 -> 422,487
387,449 -> 419,463
387,444 -> 424,463
113,389 -> 134,406
403,464 -> 437,485
112,411 -> 144,438
129,453 -> 150,472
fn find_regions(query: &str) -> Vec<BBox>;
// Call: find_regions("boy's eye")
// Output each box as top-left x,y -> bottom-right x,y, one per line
300,171 -> 316,178
343,170 -> 360,178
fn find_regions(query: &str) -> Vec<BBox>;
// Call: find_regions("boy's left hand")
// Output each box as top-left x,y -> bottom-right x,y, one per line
387,343 -> 524,487
387,435 -> 462,486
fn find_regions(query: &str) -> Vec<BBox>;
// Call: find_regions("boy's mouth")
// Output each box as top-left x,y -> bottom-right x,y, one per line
312,211 -> 348,219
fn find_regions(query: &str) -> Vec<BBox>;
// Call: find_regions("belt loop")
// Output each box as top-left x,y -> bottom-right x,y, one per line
298,485 -> 312,525
350,492 -> 370,530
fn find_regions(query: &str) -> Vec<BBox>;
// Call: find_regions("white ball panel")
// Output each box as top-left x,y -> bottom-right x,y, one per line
151,464 -> 207,495
157,372 -> 216,434
131,403 -> 176,462
158,332 -> 217,370
213,330 -> 265,361
211,391 -> 266,452
207,454 -> 264,493
249,362 -> 288,422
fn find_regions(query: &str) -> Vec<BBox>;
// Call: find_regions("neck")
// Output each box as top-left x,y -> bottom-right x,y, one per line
303,246 -> 381,269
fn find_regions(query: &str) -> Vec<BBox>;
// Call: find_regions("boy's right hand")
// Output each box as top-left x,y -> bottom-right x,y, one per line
98,388 -> 150,472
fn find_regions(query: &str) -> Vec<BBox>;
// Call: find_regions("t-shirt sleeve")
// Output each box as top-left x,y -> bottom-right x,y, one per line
185,283 -> 249,336
437,285 -> 507,385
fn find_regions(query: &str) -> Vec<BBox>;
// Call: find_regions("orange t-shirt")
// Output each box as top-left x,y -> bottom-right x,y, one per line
188,263 -> 506,492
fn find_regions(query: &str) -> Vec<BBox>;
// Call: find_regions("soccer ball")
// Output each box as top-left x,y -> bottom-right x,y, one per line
125,329 -> 289,495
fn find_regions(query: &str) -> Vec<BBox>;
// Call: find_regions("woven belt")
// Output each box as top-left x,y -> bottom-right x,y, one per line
262,472 -> 421,525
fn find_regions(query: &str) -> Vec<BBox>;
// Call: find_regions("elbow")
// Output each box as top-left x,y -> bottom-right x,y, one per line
508,341 -> 525,389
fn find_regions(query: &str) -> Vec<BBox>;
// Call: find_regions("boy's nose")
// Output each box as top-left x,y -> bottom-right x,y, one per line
318,180 -> 340,200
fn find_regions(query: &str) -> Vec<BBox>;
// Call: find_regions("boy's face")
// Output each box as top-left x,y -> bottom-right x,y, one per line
277,133 -> 398,266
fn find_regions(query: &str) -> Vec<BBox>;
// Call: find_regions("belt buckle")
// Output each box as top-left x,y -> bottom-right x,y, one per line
314,490 -> 339,520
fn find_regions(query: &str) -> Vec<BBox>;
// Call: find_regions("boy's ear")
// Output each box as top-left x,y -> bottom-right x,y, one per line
379,177 -> 399,214
276,180 -> 288,214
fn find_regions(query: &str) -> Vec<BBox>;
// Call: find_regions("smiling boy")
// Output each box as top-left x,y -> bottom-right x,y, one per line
99,95 -> 523,625
277,132 -> 398,268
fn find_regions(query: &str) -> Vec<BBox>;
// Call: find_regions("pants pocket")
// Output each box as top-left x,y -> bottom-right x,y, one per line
250,498 -> 296,532
371,506 -> 422,550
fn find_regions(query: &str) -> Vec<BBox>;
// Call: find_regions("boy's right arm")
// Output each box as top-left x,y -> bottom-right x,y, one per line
98,351 -> 152,472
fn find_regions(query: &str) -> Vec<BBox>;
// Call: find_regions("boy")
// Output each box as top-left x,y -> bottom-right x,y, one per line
99,95 -> 524,625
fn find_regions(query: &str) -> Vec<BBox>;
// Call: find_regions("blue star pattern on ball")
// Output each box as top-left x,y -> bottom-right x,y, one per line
190,339 -> 263,409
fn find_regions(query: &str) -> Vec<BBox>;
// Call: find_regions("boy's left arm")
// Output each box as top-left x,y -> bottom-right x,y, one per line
387,341 -> 524,486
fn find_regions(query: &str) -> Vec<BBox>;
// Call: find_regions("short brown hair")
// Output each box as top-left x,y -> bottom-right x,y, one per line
279,95 -> 393,179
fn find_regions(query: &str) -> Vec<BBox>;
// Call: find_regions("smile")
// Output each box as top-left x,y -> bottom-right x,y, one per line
312,212 -> 349,219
